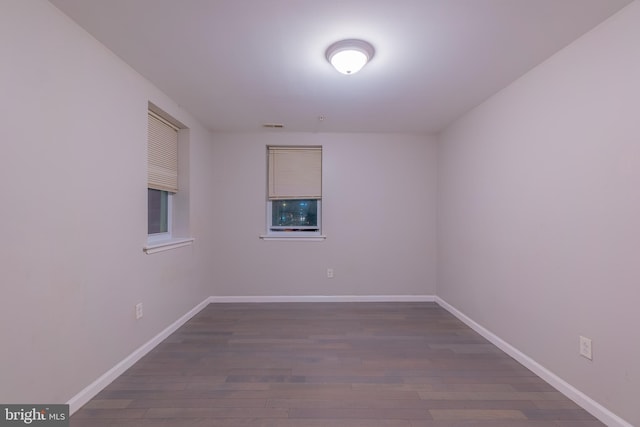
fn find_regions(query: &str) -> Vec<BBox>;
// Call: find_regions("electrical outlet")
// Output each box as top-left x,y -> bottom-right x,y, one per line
579,336 -> 592,360
135,303 -> 144,320
327,268 -> 334,278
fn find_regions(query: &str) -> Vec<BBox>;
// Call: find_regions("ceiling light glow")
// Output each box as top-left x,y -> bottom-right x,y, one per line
325,39 -> 375,75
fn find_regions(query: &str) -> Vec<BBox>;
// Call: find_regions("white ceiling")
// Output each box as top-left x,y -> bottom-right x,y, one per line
49,0 -> 632,134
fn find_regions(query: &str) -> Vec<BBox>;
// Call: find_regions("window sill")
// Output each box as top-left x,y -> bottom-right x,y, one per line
260,235 -> 326,241
144,237 -> 195,254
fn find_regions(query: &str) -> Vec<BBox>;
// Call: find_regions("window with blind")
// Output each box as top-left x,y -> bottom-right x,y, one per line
265,146 -> 323,238
148,111 -> 178,240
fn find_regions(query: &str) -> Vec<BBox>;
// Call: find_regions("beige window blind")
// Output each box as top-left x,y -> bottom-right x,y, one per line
148,111 -> 178,193
268,146 -> 322,200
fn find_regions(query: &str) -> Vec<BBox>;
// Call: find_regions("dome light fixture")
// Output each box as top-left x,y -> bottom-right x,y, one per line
325,39 -> 375,75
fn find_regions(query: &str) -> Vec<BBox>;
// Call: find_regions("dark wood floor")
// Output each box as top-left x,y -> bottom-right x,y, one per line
71,302 -> 603,426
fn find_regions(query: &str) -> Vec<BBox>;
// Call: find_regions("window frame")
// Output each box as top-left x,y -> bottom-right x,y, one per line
144,106 -> 194,253
261,145 -> 325,241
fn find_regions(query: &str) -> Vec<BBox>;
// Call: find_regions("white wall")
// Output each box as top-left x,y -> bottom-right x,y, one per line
0,0 -> 215,404
209,132 -> 437,297
437,2 -> 640,425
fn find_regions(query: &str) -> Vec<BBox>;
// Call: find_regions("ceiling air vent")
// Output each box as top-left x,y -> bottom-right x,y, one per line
262,123 -> 284,129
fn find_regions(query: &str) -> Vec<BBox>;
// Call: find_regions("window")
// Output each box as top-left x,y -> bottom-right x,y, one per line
264,145 -> 324,239
147,111 -> 178,242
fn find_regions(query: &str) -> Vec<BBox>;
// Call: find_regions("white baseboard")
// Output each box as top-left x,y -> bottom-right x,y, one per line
67,296 -> 212,414
209,295 -> 436,303
435,296 -> 632,427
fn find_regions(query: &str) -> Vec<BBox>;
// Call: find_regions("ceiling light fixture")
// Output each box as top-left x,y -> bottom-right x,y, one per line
325,39 -> 375,75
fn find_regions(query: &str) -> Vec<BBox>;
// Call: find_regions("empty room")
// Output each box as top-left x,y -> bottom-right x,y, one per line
1,0 -> 638,426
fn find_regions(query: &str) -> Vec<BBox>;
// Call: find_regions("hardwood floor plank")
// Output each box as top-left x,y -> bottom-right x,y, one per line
429,408 -> 527,420
289,407 -> 433,420
144,407 -> 288,418
521,409 -> 599,421
72,408 -> 147,419
410,421 -> 571,427
417,391 -> 568,401
81,399 -> 132,409
125,398 -> 268,409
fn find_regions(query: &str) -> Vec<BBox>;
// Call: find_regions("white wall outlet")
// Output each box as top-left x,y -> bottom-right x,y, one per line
327,268 -> 334,278
135,303 -> 144,320
579,335 -> 592,360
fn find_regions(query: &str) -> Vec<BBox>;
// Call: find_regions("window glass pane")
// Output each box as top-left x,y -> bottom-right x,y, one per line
272,199 -> 317,227
148,188 -> 168,234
